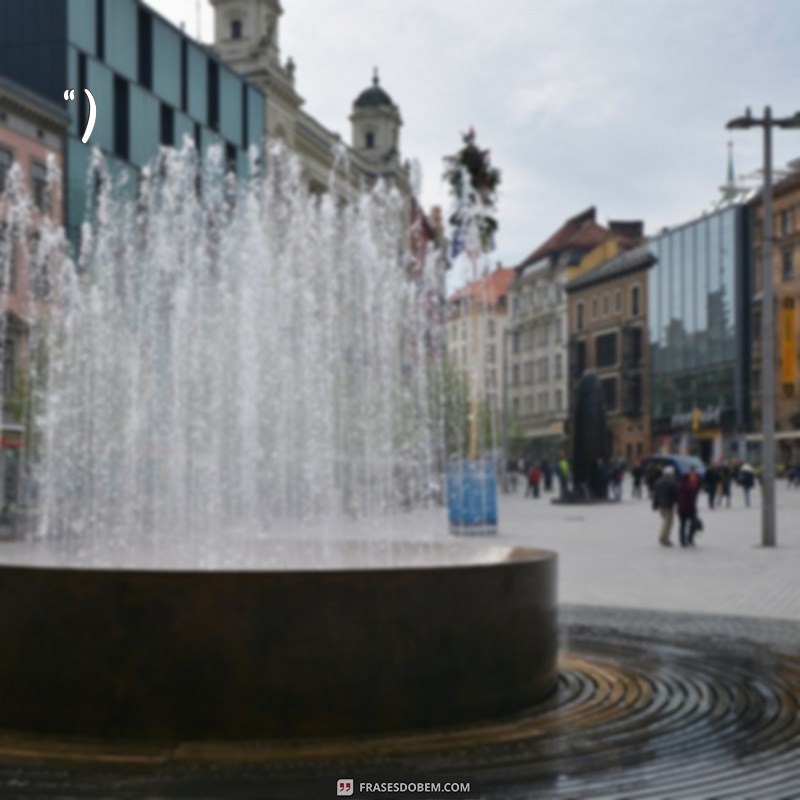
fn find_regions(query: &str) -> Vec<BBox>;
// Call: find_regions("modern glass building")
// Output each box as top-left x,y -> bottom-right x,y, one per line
0,0 -> 266,242
648,204 -> 752,463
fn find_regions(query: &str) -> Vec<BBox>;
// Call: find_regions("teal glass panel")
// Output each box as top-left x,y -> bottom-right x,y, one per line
720,208 -> 736,359
247,88 -> 265,149
237,149 -> 250,179
684,225 -> 696,370
219,66 -> 242,144
67,46 -> 79,137
68,0 -> 96,55
695,220 -> 708,361
104,0 -> 137,81
129,85 -> 160,168
707,213 -> 722,365
174,112 -> 195,151
187,43 -> 207,123
153,18 -> 181,107
200,127 -> 223,161
86,58 -> 113,152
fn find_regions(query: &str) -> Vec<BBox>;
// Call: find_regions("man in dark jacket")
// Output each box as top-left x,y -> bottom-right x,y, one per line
652,466 -> 678,546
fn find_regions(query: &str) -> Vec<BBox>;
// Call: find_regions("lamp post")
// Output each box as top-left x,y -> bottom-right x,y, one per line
726,107 -> 800,547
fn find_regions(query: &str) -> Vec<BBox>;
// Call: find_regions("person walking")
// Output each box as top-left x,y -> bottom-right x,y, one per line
631,461 -> 644,499
610,462 -> 624,501
528,464 -> 542,498
652,466 -> 678,546
704,464 -> 719,509
720,463 -> 733,508
676,472 -> 700,547
557,455 -> 570,498
542,460 -> 553,493
739,463 -> 755,507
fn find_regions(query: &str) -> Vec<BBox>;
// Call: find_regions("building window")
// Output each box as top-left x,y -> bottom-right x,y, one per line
3,338 -> 15,395
555,389 -> 563,412
487,344 -> 496,364
554,353 -> 563,379
512,365 -> 520,387
0,223 -> 15,291
30,161 -> 48,211
615,289 -> 622,313
576,302 -> 584,331
511,332 -> 520,354
781,208 -> 792,237
554,317 -> 562,343
523,361 -> 533,385
365,131 -> 375,149
0,147 -> 11,193
512,398 -> 520,417
592,298 -> 598,319
487,319 -> 495,337
113,75 -> 130,160
623,326 -> 643,367
231,19 -> 243,39
601,377 -> 617,411
603,294 -> 610,316
631,285 -> 641,317
138,7 -> 153,89
783,247 -> 794,281
595,332 -> 618,368
540,392 -> 549,412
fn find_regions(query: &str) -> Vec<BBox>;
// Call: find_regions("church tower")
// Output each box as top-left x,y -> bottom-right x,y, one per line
210,0 -> 302,145
350,69 -> 403,173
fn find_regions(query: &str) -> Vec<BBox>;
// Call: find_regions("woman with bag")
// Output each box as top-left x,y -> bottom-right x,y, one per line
677,472 -> 700,547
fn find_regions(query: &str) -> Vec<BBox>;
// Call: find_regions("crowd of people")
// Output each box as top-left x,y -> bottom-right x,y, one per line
506,454 -> 776,549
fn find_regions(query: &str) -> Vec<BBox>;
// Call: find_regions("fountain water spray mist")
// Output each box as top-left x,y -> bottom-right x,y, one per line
1,143 -> 445,549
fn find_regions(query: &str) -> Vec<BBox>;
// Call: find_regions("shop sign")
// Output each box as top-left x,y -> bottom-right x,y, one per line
671,407 -> 721,431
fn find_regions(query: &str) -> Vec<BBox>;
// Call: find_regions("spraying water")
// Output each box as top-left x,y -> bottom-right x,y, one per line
0,143 -> 445,552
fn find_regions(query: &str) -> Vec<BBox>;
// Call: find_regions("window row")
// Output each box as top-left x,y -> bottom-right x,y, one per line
0,148 -> 50,211
574,284 -> 641,332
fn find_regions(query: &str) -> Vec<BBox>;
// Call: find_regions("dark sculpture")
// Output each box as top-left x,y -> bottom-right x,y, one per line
568,371 -> 610,501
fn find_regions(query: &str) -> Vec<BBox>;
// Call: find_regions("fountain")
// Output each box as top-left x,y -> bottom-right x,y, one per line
0,143 -> 556,743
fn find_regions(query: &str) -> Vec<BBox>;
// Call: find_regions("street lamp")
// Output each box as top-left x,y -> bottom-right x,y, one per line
726,106 -> 800,547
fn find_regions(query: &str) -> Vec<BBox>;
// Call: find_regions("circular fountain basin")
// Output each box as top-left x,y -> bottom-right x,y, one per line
0,541 -> 556,741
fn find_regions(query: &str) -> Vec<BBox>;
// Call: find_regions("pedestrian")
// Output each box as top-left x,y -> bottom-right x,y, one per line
632,461 -> 644,499
739,462 -> 755,507
593,458 -> 609,499
645,462 -> 660,500
557,455 -> 570,498
610,462 -> 624,501
676,472 -> 700,547
528,464 -> 542,498
652,466 -> 678,546
542,460 -> 553,492
704,464 -> 719,509
719,463 -> 732,508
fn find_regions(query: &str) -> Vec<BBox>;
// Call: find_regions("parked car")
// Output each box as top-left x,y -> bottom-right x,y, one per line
643,454 -> 706,479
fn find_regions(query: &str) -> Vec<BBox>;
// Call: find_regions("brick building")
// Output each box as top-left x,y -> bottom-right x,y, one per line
0,75 -> 69,507
566,237 -> 654,465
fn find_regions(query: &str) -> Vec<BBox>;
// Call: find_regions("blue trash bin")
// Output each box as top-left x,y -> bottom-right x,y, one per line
446,459 -> 498,535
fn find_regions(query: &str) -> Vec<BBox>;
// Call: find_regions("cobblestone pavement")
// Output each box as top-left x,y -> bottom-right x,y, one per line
491,479 -> 800,621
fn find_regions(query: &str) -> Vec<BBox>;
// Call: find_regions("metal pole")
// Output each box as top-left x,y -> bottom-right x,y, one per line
761,107 -> 777,546
501,327 -> 510,491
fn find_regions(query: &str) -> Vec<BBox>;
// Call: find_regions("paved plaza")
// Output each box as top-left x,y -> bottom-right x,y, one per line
490,478 -> 800,621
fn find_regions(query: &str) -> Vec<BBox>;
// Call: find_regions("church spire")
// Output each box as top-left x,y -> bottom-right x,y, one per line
720,141 -> 738,203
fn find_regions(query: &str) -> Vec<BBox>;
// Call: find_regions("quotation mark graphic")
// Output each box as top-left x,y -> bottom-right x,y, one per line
63,88 -> 97,144
336,778 -> 354,796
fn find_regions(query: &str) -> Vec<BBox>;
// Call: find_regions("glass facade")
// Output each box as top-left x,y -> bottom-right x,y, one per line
648,205 -> 752,446
2,0 -> 266,245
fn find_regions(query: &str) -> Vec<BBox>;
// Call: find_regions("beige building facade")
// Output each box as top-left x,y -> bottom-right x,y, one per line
446,266 -> 515,419
210,0 -> 410,199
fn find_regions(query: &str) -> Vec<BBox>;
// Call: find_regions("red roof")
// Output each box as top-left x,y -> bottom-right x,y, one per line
449,266 -> 516,307
515,207 -> 610,270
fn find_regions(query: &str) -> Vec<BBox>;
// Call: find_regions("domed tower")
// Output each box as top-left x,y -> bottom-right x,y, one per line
350,69 -> 403,170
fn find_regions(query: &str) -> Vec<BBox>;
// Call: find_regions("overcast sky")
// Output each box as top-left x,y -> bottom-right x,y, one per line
150,0 -> 800,281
